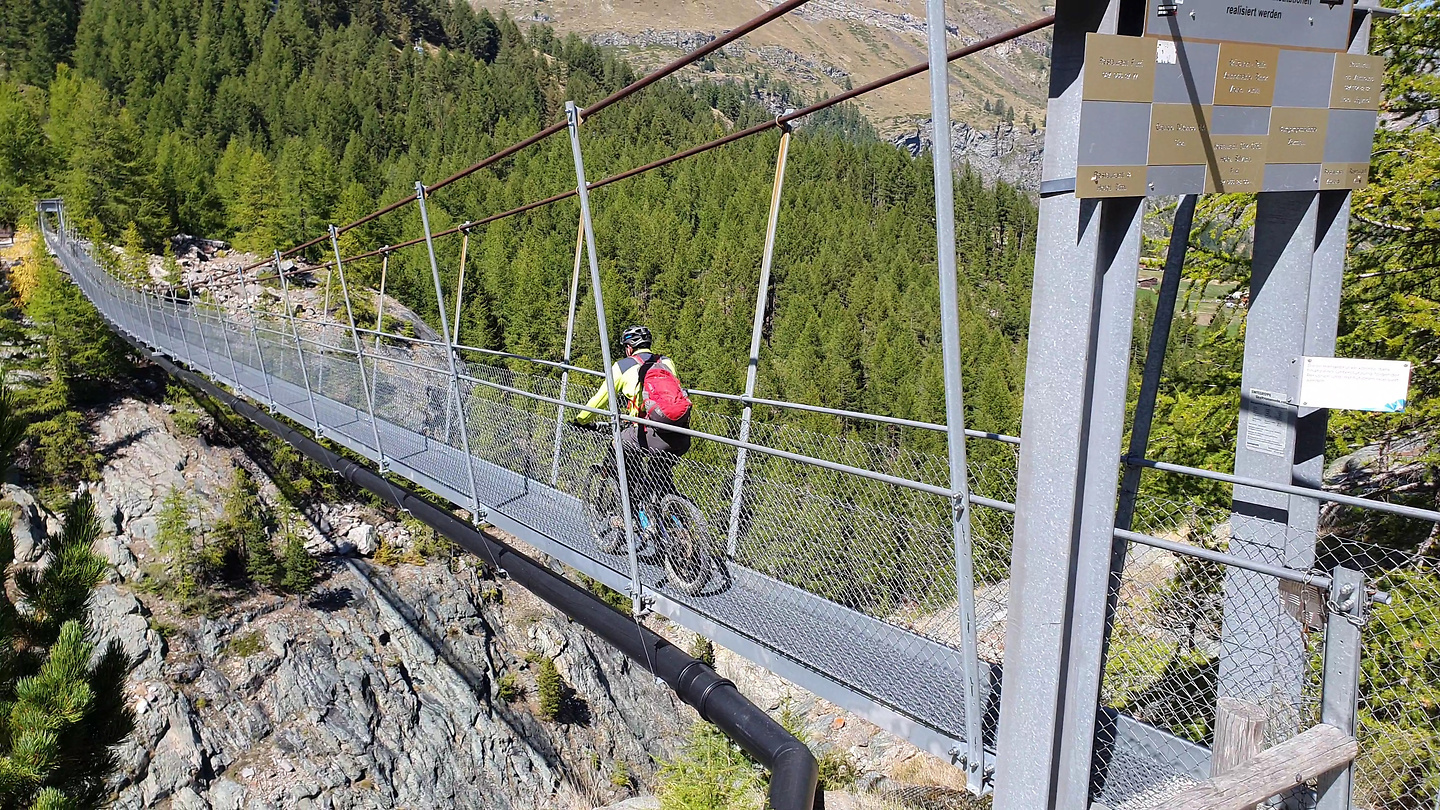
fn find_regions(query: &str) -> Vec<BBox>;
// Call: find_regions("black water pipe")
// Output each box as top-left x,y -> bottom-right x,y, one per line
116,331 -> 821,809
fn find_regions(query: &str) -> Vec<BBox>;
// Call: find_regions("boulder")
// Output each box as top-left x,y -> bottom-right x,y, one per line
596,798 -> 660,810
171,787 -> 210,810
2,485 -> 46,563
140,705 -> 208,804
89,585 -> 164,677
96,533 -> 140,581
207,779 -> 246,810
346,523 -> 378,556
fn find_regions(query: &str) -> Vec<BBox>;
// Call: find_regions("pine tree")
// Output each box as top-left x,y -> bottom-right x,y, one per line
120,222 -> 147,286
0,79 -> 54,227
246,537 -> 282,590
249,499 -> 290,590
687,635 -> 716,668
23,240 -> 125,389
211,467 -> 268,583
159,241 -> 182,289
657,721 -> 762,810
0,386 -> 134,807
155,486 -> 200,599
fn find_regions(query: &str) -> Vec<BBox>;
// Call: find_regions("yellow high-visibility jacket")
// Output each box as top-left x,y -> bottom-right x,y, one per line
575,352 -> 680,424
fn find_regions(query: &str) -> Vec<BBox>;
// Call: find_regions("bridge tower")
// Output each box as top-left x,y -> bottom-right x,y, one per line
989,0 -> 1379,807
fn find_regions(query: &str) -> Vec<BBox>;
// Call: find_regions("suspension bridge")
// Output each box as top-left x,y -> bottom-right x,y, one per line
35,0 -> 1438,807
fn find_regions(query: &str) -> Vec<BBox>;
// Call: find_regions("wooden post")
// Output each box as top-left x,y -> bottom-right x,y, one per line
1212,697 -> 1268,778
1138,724 -> 1357,810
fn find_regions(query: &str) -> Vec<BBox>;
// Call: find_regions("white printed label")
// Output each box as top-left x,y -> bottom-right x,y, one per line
1244,389 -> 1288,457
1298,356 -> 1411,412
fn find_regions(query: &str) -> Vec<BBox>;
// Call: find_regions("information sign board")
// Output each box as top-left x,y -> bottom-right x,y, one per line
1073,30 -> 1382,198
1297,356 -> 1411,412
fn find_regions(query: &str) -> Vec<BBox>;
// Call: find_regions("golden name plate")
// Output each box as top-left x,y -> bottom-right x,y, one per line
1320,162 -> 1370,189
1077,166 -> 1147,198
1330,54 -> 1384,110
1214,43 -> 1279,107
1267,107 -> 1329,164
1148,104 -> 1213,166
1083,33 -> 1157,103
1205,135 -> 1268,192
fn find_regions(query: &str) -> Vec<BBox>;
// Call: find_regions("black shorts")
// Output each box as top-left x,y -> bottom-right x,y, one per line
621,408 -> 691,456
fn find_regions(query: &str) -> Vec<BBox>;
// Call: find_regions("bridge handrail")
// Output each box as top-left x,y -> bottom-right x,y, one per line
688,388 -> 1023,444
243,301 -> 1440,533
1129,456 -> 1440,524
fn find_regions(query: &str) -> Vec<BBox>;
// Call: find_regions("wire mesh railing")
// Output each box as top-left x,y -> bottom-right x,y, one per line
49,219 -> 1019,758
1091,473 -> 1440,810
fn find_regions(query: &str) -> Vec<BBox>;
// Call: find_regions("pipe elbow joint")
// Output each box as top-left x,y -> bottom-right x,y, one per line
767,739 -> 819,810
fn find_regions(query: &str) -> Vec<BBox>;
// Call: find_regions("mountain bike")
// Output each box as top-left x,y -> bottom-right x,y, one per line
583,452 -> 714,596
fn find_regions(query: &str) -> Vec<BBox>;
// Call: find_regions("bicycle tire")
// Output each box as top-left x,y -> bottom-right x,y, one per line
585,473 -> 625,554
659,494 -> 713,595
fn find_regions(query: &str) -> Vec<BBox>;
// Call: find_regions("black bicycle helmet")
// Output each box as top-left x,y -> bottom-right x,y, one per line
620,325 -> 652,351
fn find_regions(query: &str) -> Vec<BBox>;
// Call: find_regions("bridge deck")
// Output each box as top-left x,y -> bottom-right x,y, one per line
51,230 -> 1206,808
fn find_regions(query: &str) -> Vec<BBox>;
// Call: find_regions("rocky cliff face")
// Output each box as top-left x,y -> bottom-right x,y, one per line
95,556 -> 691,809
17,395 -> 689,809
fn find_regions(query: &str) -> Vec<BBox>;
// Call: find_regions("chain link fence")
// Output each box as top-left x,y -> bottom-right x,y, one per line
1095,485 -> 1440,810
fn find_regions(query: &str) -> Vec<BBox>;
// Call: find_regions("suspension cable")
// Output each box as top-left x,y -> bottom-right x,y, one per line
229,14 -> 1055,283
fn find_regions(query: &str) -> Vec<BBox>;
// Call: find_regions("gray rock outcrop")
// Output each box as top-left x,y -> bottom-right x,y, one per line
893,119 -> 1044,190
2,484 -> 49,564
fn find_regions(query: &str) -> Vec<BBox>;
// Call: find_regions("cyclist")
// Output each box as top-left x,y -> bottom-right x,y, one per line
574,325 -> 693,497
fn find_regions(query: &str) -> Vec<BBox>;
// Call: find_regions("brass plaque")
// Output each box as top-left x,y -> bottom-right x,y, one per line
1330,54 -> 1384,110
1083,34 -> 1156,103
1148,104 -> 1212,166
1214,43 -> 1279,107
1267,107 -> 1328,164
1205,135 -> 1268,192
1076,166 -> 1146,198
1320,162 -> 1371,190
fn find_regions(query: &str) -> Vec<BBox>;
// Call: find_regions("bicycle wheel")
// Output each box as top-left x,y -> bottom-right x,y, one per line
659,494 -> 713,596
585,473 -> 625,554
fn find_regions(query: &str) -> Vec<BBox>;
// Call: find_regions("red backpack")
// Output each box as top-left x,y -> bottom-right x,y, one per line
636,354 -> 692,421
